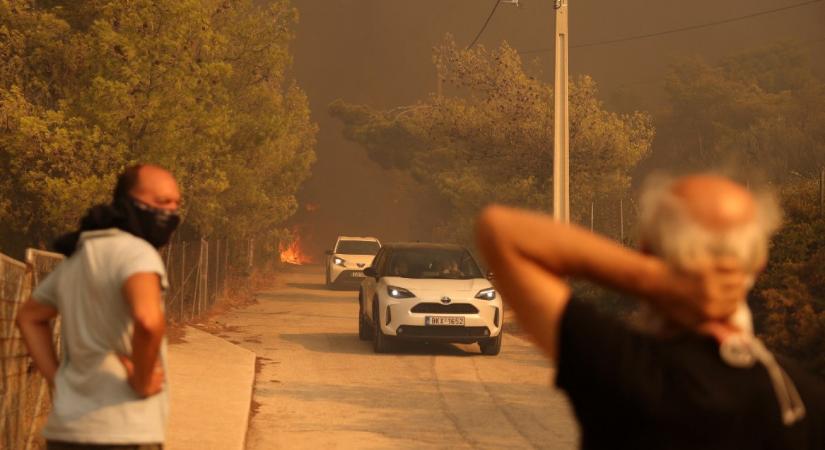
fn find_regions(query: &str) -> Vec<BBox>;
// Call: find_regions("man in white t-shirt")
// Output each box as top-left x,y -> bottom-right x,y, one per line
16,164 -> 181,450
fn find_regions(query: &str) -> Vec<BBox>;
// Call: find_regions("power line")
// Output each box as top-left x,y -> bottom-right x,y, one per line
467,0 -> 502,49
608,36 -> 825,91
520,0 -> 824,55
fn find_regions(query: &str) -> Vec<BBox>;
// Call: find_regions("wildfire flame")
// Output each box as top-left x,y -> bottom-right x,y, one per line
279,231 -> 313,265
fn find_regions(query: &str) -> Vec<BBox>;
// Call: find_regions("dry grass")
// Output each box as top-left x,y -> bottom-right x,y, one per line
167,266 -> 282,338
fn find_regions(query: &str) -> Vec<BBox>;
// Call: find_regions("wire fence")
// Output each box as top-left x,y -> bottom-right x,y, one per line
0,237 -> 245,450
1,250 -> 63,450
161,238 -> 235,322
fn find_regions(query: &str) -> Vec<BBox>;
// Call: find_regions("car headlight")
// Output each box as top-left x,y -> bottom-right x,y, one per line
387,286 -> 416,299
333,257 -> 345,266
475,288 -> 497,300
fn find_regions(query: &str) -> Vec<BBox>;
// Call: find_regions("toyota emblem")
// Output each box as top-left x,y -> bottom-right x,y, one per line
440,296 -> 451,305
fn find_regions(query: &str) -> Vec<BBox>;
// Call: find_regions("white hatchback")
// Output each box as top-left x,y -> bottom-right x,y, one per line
325,236 -> 381,289
359,243 -> 502,355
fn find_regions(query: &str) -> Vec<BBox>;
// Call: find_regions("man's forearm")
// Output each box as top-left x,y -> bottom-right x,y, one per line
479,206 -> 659,292
17,320 -> 59,384
130,320 -> 164,390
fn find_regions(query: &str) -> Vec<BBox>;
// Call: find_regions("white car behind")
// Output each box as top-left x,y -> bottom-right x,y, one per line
359,242 -> 502,355
325,236 -> 381,289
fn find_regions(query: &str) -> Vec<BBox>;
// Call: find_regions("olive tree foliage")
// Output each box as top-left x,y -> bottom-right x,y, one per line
751,180 -> 825,376
330,37 -> 653,243
647,43 -> 825,375
652,42 -> 825,183
0,0 -> 316,251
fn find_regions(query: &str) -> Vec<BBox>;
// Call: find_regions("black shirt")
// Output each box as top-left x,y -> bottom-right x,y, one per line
556,297 -> 825,450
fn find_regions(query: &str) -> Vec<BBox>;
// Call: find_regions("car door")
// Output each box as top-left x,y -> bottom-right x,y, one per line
363,248 -> 388,321
328,237 -> 341,276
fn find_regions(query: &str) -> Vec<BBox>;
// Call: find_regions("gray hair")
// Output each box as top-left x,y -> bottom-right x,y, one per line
638,174 -> 782,275
635,174 -> 782,335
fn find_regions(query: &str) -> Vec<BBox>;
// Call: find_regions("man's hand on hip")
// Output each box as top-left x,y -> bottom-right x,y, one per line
117,354 -> 164,398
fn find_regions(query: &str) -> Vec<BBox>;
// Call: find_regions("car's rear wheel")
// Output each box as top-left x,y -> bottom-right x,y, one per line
479,332 -> 502,356
358,295 -> 372,341
373,303 -> 392,353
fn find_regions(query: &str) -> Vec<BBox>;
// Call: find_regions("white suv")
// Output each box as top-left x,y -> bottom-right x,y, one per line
358,242 -> 502,355
325,236 -> 381,289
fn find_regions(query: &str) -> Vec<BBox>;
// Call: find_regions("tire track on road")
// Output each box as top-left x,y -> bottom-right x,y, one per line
471,354 -> 542,449
430,355 -> 478,449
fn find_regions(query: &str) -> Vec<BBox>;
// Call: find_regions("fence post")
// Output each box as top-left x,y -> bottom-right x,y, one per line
619,198 -> 625,243
201,239 -> 207,315
180,241 -> 187,322
247,238 -> 254,273
191,241 -> 198,319
214,240 -> 219,305
222,239 -> 227,296
819,168 -> 825,217
590,200 -> 594,232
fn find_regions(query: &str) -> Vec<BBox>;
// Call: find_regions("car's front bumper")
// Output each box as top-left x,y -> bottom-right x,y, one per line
330,265 -> 367,286
377,297 -> 502,343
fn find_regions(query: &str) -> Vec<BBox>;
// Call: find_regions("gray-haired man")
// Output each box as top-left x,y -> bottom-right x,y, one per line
476,174 -> 824,449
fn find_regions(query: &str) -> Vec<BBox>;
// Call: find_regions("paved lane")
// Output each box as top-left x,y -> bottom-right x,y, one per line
212,265 -> 579,449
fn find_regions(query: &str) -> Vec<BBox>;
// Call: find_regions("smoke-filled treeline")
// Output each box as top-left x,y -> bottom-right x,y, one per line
331,37 -> 654,244
331,37 -> 825,375
0,0 -> 316,256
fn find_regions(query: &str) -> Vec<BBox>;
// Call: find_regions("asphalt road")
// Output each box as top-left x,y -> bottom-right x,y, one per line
213,265 -> 579,449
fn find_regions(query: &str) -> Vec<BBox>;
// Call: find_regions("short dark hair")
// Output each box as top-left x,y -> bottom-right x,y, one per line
112,164 -> 144,202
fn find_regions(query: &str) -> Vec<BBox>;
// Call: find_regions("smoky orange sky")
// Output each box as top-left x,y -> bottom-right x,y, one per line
284,0 -> 825,257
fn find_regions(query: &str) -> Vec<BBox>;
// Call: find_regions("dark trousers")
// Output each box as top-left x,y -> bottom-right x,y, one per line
47,441 -> 162,450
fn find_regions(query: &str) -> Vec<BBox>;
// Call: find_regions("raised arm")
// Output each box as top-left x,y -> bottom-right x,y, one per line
475,205 -> 746,360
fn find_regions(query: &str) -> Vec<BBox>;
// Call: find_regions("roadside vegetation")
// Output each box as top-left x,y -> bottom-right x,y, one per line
0,0 -> 317,256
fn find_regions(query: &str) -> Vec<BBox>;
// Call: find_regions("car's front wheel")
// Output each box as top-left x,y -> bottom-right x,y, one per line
479,332 -> 502,356
373,303 -> 392,353
358,295 -> 372,341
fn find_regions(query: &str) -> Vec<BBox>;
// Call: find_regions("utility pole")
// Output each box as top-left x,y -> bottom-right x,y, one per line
552,0 -> 570,223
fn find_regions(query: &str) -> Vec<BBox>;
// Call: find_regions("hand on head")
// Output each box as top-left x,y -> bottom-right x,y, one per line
639,174 -> 779,336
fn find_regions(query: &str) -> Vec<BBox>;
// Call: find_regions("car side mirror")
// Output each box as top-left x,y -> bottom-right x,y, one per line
325,249 -> 333,255
486,271 -> 495,281
363,267 -> 378,278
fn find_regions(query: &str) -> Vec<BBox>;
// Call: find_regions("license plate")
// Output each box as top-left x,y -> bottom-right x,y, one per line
350,271 -> 365,278
425,316 -> 465,326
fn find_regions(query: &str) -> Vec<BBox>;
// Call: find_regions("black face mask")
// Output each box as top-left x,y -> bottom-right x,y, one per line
52,196 -> 181,256
124,197 -> 181,248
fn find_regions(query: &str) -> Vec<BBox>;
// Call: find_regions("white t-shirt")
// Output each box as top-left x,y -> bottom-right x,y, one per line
33,228 -> 169,444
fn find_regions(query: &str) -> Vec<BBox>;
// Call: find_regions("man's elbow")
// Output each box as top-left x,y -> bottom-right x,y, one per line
15,308 -> 30,330
133,312 -> 165,338
15,300 -> 47,329
476,205 -> 508,248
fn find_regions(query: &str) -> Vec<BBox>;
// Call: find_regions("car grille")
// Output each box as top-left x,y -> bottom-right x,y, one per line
397,326 -> 490,338
410,303 -> 479,314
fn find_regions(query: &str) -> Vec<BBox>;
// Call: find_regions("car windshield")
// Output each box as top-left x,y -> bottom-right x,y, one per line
336,240 -> 380,255
385,248 -> 484,280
